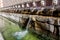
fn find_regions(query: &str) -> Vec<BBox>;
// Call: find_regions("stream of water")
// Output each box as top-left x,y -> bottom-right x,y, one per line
14,16 -> 31,40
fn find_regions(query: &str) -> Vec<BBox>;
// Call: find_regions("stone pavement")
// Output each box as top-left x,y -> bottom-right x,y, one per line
0,16 -> 5,40
0,32 -> 4,40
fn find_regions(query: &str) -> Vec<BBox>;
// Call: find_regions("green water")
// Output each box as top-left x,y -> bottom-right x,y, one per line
2,18 -> 39,40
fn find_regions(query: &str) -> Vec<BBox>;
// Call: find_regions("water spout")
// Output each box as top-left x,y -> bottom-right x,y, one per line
26,16 -> 31,30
